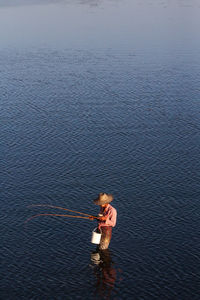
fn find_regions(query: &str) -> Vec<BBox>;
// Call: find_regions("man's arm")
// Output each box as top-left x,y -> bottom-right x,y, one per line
105,207 -> 117,227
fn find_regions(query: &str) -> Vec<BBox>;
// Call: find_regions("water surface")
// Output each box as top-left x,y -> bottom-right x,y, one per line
1,0 -> 200,299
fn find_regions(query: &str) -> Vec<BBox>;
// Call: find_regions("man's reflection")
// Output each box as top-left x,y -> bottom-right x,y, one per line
90,249 -> 117,299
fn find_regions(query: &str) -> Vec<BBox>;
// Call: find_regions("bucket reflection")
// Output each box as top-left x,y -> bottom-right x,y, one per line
90,249 -> 117,299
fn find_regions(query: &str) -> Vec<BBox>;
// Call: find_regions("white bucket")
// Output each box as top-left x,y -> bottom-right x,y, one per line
91,227 -> 102,244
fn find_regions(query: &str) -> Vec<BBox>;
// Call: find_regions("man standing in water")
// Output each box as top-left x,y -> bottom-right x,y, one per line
91,193 -> 117,250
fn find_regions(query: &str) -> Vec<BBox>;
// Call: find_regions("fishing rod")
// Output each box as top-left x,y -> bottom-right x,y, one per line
25,213 -> 95,224
28,204 -> 98,218
25,204 -> 99,224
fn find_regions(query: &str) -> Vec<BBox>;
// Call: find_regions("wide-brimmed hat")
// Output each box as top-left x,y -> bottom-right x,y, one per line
93,193 -> 113,205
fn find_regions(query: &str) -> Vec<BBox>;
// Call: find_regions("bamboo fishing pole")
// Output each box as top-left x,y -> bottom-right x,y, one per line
25,213 -> 95,224
26,204 -> 99,224
28,204 -> 98,218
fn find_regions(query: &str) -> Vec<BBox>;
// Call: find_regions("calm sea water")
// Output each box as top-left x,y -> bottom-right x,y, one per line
1,1 -> 200,299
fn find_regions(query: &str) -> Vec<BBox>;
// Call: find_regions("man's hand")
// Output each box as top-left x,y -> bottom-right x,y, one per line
98,216 -> 107,221
89,216 -> 95,220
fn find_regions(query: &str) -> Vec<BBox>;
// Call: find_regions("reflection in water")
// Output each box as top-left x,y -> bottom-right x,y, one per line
90,249 -> 120,299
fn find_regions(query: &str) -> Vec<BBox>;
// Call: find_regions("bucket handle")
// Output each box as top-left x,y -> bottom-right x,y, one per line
93,227 -> 102,234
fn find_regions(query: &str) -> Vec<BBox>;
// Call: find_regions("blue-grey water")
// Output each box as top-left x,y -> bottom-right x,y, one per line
1,0 -> 200,299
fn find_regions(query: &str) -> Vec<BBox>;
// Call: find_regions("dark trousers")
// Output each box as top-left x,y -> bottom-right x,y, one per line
99,226 -> 112,250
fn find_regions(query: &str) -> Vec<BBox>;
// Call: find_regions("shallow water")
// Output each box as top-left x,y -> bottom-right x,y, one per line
1,1 -> 200,299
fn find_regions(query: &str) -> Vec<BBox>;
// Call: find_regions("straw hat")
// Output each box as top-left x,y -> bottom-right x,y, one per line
94,193 -> 113,205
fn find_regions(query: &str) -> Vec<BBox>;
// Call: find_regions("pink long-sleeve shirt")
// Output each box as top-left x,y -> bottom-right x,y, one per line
98,204 -> 117,228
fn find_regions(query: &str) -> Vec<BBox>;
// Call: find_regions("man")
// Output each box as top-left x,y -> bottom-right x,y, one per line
91,193 -> 117,250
